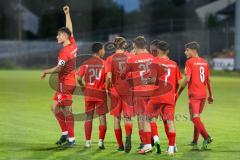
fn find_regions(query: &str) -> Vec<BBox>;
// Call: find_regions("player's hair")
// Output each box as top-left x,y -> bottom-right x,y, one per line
133,36 -> 147,49
151,40 -> 169,51
114,37 -> 127,49
185,41 -> 200,52
58,27 -> 71,38
92,42 -> 103,53
150,39 -> 160,46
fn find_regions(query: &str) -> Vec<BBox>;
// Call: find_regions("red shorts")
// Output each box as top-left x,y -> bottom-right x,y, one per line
146,101 -> 175,120
85,95 -> 108,115
189,98 -> 206,117
53,83 -> 75,107
109,88 -> 134,117
134,97 -> 148,116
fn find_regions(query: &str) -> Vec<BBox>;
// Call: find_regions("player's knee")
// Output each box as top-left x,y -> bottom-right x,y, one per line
86,114 -> 94,120
52,105 -> 60,114
137,115 -> 143,122
192,114 -> 199,119
167,120 -> 175,132
114,116 -> 121,121
124,116 -> 131,122
61,107 -> 72,116
99,115 -> 106,124
150,118 -> 156,122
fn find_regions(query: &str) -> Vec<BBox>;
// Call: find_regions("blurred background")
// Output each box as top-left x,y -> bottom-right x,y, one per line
0,0 -> 239,70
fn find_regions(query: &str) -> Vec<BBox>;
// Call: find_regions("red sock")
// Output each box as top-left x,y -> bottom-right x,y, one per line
143,132 -> 152,144
192,117 -> 209,139
139,130 -> 144,143
193,126 -> 200,143
114,128 -> 123,147
99,125 -> 107,140
168,132 -> 176,146
84,120 -> 92,140
55,111 -> 67,132
150,122 -> 158,137
65,112 -> 74,138
125,123 -> 133,136
163,121 -> 169,139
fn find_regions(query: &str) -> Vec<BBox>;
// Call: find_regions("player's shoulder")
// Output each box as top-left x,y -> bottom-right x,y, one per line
59,45 -> 72,54
185,57 -> 196,66
199,57 -> 209,63
168,59 -> 179,66
193,57 -> 209,65
106,54 -> 113,61
140,52 -> 154,60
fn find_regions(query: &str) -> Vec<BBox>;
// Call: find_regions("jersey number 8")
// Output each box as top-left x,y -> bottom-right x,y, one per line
199,66 -> 205,83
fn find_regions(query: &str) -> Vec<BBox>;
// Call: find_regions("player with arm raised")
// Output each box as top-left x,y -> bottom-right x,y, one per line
40,5 -> 78,147
178,41 -> 213,150
77,43 -> 107,149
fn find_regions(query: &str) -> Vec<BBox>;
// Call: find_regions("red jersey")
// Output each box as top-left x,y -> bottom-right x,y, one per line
77,56 -> 105,89
105,51 -> 133,88
185,57 -> 210,99
77,56 -> 106,102
58,36 -> 78,85
150,57 -> 182,105
126,52 -> 156,93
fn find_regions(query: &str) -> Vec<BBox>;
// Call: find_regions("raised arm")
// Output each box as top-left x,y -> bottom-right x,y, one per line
63,5 -> 73,36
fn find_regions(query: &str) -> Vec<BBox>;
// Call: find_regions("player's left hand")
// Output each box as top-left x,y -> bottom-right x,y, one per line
208,96 -> 213,104
63,5 -> 70,14
147,76 -> 155,84
40,71 -> 46,80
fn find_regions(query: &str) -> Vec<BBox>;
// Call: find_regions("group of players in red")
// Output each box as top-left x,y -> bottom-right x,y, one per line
41,5 -> 214,156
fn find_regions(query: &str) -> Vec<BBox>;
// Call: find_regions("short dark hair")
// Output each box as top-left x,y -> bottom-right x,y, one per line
151,40 -> 169,51
58,27 -> 71,38
133,36 -> 147,49
92,42 -> 103,53
185,41 -> 200,52
150,39 -> 160,46
114,37 -> 127,49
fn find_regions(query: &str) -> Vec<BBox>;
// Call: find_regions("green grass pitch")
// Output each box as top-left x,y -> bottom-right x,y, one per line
0,70 -> 240,160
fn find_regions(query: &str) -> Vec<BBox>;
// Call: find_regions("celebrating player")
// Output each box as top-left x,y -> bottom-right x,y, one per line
105,37 -> 134,153
178,41 -> 214,150
77,42 -> 107,149
124,36 -> 156,154
148,40 -> 182,155
40,5 -> 78,147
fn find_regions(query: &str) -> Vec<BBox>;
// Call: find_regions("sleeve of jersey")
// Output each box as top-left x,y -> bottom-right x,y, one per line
105,57 -> 112,73
125,59 -> 133,79
184,61 -> 191,76
69,36 -> 76,45
58,50 -> 68,66
100,66 -> 106,89
77,65 -> 87,77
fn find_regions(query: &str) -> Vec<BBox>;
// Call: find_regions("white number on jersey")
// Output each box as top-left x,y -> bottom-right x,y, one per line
199,66 -> 205,83
138,62 -> 151,81
118,61 -> 126,74
164,68 -> 171,85
89,68 -> 102,85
